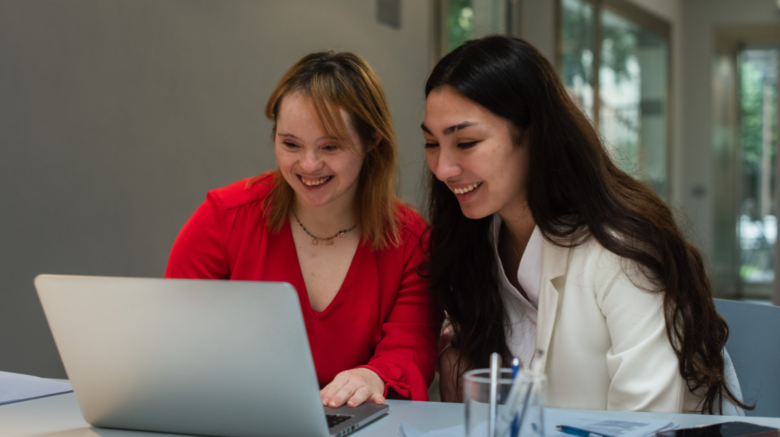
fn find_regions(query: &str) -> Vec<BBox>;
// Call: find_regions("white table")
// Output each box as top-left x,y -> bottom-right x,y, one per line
3,392 -> 780,437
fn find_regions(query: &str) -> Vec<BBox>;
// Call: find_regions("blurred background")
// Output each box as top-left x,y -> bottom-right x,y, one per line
0,0 -> 778,378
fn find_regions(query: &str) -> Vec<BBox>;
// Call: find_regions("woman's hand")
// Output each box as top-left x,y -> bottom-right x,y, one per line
320,368 -> 386,408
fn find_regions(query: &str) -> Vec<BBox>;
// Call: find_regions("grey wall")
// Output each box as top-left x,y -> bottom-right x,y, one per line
521,0 -> 556,61
0,0 -> 432,378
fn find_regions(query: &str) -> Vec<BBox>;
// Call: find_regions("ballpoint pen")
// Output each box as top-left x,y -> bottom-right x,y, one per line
556,425 -> 616,437
511,357 -> 520,437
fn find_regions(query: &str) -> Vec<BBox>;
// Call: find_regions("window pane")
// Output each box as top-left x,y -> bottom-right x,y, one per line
447,0 -> 474,52
739,49 -> 779,290
599,9 -> 668,195
560,0 -> 595,121
445,0 -> 507,53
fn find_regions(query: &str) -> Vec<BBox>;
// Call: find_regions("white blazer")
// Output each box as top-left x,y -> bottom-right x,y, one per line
534,235 -> 702,413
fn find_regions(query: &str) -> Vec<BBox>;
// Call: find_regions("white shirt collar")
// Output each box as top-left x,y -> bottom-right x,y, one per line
492,214 -> 543,308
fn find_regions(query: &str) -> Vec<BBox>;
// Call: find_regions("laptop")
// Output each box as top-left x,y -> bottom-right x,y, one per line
34,274 -> 389,437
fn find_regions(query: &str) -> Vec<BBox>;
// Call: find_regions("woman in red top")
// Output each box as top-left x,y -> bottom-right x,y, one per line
165,52 -> 442,408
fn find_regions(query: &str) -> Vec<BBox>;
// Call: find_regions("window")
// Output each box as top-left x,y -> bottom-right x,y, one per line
738,48 -> 779,291
558,0 -> 670,195
434,0 -> 521,59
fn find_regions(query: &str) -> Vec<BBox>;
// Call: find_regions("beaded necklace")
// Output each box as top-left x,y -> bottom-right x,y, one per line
293,211 -> 356,246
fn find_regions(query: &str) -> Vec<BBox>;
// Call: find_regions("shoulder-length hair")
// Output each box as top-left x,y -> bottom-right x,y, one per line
424,35 -> 747,413
251,51 -> 400,250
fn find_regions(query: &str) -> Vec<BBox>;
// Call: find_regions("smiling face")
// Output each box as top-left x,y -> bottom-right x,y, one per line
275,92 -> 365,211
423,86 -> 530,220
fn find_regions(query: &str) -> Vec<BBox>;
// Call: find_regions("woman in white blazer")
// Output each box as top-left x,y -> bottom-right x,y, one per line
421,36 -> 747,414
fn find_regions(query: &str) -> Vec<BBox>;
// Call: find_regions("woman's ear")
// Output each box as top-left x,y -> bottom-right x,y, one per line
366,134 -> 382,153
512,125 -> 529,148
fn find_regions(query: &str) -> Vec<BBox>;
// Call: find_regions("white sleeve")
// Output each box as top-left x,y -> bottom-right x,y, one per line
598,263 -> 688,412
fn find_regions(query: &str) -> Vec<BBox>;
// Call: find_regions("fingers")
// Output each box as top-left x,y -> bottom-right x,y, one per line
321,371 -> 383,408
346,386 -> 370,407
369,393 -> 386,405
321,369 -> 386,408
321,372 -> 351,406
345,387 -> 385,407
328,375 -> 365,408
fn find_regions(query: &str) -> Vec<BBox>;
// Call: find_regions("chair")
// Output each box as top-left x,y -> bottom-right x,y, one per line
714,298 -> 780,417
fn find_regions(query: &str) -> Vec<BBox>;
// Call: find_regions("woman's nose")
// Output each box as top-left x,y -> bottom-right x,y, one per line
428,147 -> 461,181
300,149 -> 322,173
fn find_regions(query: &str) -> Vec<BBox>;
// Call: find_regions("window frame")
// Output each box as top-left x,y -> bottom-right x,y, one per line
554,0 -> 673,196
431,0 -> 523,62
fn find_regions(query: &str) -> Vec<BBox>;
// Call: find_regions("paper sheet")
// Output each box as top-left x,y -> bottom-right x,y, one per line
0,370 -> 73,405
398,409 -> 675,437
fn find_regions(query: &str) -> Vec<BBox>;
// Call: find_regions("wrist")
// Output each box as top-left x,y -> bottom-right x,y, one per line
356,367 -> 385,394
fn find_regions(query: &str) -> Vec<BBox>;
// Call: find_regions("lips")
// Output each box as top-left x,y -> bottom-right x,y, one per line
452,182 -> 482,195
299,175 -> 332,186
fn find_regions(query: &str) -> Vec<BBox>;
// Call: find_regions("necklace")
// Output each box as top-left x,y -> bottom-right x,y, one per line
293,211 -> 356,246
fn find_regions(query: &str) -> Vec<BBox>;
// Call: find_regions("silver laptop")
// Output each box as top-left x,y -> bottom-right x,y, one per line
35,274 -> 389,437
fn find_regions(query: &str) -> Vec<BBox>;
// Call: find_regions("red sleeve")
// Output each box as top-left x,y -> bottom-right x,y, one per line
357,215 -> 443,400
165,191 -> 230,279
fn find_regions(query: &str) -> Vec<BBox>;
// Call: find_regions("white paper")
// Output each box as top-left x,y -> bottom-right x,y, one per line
545,409 -> 674,437
0,371 -> 73,405
398,409 -> 674,437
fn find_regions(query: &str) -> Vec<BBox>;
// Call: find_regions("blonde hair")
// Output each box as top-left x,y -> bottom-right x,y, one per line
250,51 -> 400,250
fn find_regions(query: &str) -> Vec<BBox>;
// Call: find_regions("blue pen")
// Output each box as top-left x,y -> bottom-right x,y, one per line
556,425 -> 616,437
510,357 -> 520,437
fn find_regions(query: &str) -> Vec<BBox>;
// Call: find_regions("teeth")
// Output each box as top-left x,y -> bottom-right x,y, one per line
454,182 -> 482,195
302,176 -> 331,186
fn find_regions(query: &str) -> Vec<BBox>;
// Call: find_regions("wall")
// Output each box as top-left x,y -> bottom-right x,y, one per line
0,0 -> 432,377
522,0 -> 556,60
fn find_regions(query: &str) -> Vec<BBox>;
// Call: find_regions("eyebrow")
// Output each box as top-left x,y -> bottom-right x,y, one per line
277,132 -> 340,141
420,122 -> 478,136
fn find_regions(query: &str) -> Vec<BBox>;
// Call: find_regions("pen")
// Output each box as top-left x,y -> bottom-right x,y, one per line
488,353 -> 501,437
556,425 -> 616,437
511,356 -> 520,377
510,357 -> 520,437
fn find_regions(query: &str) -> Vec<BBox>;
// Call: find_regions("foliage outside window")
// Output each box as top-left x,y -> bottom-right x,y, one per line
559,0 -> 670,196
440,0 -> 512,55
738,49 -> 779,285
447,0 -> 474,52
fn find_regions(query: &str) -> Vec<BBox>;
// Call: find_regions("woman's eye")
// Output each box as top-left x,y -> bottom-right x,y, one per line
457,141 -> 478,149
283,141 -> 299,149
323,144 -> 339,151
424,143 -> 439,149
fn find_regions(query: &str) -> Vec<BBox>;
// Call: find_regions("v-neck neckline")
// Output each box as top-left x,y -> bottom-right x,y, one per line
283,220 -> 363,317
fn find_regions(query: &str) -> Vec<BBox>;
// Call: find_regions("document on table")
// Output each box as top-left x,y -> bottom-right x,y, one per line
0,371 -> 73,405
398,409 -> 676,437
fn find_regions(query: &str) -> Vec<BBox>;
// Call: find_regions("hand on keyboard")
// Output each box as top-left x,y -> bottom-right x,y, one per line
320,368 -> 386,408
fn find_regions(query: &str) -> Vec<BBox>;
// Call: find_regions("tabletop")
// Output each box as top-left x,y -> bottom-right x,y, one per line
2,392 -> 780,437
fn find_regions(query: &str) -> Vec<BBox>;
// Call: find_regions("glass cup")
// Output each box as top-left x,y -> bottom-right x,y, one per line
463,368 -> 545,437
463,368 -> 514,437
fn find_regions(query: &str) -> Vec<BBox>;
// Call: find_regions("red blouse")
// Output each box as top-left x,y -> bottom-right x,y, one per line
164,177 -> 442,400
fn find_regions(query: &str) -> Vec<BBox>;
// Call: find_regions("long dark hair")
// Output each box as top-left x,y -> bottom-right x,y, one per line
424,35 -> 747,413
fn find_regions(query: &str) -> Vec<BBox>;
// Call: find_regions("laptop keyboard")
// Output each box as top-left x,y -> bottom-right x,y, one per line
326,414 -> 353,428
